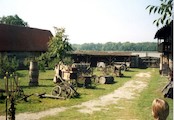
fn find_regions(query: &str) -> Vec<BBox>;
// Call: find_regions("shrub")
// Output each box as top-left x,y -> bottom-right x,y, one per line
47,58 -> 59,70
38,60 -> 46,72
24,57 -> 47,72
0,54 -> 19,77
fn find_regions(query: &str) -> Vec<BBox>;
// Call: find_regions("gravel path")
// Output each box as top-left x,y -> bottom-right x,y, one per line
0,72 -> 151,120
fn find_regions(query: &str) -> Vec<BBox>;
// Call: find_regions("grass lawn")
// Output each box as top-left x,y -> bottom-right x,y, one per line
41,68 -> 173,120
0,68 -> 173,120
0,68 -> 137,114
133,69 -> 173,120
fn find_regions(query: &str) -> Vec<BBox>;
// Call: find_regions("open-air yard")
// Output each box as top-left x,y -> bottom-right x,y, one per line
0,68 -> 173,120
0,1 -> 173,120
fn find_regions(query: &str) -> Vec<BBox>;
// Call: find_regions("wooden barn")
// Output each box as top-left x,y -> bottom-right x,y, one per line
71,50 -> 139,68
155,21 -> 173,75
0,24 -> 53,69
132,52 -> 161,68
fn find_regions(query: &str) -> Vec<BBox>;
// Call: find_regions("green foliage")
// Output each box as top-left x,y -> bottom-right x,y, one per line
48,27 -> 73,60
62,56 -> 74,65
47,58 -> 59,70
0,54 -> 19,77
38,60 -> 46,72
24,57 -> 46,71
0,14 -> 28,27
39,27 -> 73,68
23,57 -> 31,68
146,0 -> 173,26
46,56 -> 74,70
72,42 -> 157,51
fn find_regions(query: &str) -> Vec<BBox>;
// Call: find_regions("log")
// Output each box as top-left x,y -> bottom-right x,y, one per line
40,94 -> 65,99
99,76 -> 114,84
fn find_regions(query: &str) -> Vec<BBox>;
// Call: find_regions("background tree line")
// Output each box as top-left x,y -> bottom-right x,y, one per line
72,42 -> 158,51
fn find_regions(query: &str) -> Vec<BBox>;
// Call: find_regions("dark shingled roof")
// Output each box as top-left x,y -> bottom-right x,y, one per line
154,21 -> 173,39
0,24 -> 53,52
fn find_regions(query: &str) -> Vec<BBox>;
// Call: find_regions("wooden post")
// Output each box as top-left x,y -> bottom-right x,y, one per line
29,61 -> 39,86
5,73 -> 8,120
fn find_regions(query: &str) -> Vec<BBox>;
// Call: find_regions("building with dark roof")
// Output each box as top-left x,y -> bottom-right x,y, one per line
155,21 -> 173,75
0,24 -> 53,52
71,50 -> 160,68
0,24 -> 53,69
71,50 -> 140,68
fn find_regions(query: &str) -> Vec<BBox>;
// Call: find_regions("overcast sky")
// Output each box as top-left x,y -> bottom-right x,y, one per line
0,0 -> 161,44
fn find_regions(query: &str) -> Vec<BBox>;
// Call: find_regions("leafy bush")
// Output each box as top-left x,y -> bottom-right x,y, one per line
24,57 -> 47,72
0,54 -> 19,77
23,57 -> 30,68
46,57 -> 74,70
38,60 -> 46,72
47,58 -> 59,70
62,56 -> 74,65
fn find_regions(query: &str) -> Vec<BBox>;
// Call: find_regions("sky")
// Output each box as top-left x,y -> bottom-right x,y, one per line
0,0 -> 162,44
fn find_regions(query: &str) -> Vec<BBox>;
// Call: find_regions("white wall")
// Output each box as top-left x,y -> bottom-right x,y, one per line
131,51 -> 161,58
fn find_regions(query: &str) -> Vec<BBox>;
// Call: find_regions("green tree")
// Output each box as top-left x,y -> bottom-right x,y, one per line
48,27 -> 73,61
0,14 -> 28,27
72,42 -> 157,51
39,27 -> 73,68
146,0 -> 173,26
0,54 -> 19,77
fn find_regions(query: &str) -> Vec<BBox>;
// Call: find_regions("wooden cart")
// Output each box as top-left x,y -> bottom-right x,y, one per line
52,76 -> 79,99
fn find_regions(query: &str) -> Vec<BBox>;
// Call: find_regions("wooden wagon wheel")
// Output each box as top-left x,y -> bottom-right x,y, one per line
120,64 -> 126,71
51,86 -> 61,96
91,75 -> 99,85
59,83 -> 72,99
70,79 -> 78,91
